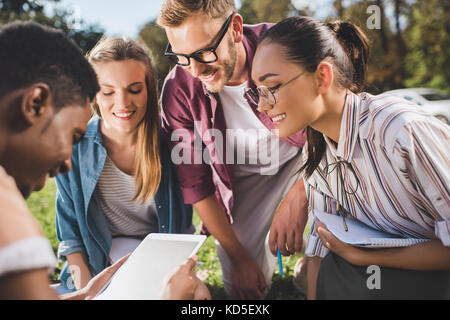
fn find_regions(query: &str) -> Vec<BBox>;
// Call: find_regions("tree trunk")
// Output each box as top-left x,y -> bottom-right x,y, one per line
334,0 -> 345,18
394,0 -> 407,84
375,0 -> 389,54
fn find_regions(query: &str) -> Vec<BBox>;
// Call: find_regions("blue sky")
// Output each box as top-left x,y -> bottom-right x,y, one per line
44,0 -> 338,38
45,0 -> 245,37
45,0 -> 165,37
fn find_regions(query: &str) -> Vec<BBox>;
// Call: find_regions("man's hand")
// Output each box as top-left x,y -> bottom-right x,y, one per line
159,256 -> 199,300
269,179 -> 308,256
231,254 -> 267,300
193,195 -> 268,299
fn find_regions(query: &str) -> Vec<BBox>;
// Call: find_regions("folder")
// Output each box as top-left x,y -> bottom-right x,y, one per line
314,209 -> 429,248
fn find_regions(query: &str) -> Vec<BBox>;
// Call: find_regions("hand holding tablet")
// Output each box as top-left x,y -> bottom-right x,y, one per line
159,255 -> 199,300
95,233 -> 207,300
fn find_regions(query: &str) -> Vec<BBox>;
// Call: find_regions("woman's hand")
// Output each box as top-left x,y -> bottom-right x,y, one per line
316,220 -> 450,271
316,221 -> 365,265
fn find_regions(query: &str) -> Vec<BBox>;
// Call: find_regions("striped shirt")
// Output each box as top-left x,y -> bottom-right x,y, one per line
305,92 -> 450,258
94,156 -> 158,238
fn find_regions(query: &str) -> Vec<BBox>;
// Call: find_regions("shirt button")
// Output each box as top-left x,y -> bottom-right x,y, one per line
158,205 -> 162,209
161,225 -> 166,229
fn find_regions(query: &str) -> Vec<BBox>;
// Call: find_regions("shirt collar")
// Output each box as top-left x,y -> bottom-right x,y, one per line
324,91 -> 361,162
83,115 -> 104,145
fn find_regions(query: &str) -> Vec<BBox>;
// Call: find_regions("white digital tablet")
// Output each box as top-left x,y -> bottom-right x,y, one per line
95,233 -> 207,300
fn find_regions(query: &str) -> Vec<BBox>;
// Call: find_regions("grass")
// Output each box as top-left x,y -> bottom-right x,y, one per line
26,178 -> 305,299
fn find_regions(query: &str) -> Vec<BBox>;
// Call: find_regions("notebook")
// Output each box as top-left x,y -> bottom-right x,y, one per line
94,233 -> 206,300
314,209 -> 429,248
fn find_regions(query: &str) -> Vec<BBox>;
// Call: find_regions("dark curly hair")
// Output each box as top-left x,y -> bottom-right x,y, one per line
0,21 -> 100,109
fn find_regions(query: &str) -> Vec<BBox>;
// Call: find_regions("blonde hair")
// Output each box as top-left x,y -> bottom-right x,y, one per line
88,37 -> 161,203
157,0 -> 236,27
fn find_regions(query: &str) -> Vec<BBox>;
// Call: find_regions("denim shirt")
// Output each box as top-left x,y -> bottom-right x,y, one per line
55,116 -> 193,288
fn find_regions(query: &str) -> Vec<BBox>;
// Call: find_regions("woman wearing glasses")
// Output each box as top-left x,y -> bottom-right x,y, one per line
249,16 -> 450,299
54,37 -> 210,299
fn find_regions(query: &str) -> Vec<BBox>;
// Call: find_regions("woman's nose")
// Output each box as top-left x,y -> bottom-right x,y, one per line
115,91 -> 131,108
257,98 -> 273,113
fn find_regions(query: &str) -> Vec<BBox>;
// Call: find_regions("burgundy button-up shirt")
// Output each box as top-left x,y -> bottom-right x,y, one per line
161,23 -> 306,220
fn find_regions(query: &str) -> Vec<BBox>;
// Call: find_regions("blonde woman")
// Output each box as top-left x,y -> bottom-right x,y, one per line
54,37 -> 198,295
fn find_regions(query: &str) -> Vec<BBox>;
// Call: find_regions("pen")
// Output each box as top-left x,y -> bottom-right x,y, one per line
277,248 -> 283,277
337,201 -> 349,232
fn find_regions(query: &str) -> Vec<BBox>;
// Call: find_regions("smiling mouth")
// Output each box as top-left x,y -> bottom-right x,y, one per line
270,113 -> 287,123
113,111 -> 136,120
200,70 -> 218,82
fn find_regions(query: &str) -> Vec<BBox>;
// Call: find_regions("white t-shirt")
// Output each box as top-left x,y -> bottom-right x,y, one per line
219,81 -> 300,176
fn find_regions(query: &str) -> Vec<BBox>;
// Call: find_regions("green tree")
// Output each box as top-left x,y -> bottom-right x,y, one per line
239,0 -> 294,24
331,0 -> 413,93
0,0 -> 104,54
404,0 -> 450,92
393,0 -> 409,82
138,20 -> 172,92
333,0 -> 345,18
136,0 -> 450,95
0,0 -> 51,17
138,0 -> 299,93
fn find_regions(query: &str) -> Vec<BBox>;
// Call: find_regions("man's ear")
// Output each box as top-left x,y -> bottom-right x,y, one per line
21,83 -> 52,125
315,61 -> 334,95
231,13 -> 244,43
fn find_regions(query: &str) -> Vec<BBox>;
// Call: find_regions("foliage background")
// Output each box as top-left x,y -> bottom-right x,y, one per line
1,0 -> 448,93
139,0 -> 450,94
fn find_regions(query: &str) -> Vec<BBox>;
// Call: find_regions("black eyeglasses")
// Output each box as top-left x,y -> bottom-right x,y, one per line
164,13 -> 234,67
244,71 -> 306,106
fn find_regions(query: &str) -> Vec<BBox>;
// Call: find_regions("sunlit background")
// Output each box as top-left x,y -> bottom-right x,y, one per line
1,0 -> 449,299
1,0 -> 448,94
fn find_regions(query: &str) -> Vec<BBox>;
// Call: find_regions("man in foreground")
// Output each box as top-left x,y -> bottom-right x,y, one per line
0,21 -> 202,299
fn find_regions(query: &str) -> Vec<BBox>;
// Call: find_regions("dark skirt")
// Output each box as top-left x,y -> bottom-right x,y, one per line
316,252 -> 450,300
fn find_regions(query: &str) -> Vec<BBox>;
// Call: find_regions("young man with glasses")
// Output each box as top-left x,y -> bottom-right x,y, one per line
157,0 -> 308,299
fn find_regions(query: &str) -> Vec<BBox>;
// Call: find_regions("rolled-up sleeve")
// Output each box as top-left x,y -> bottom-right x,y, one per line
160,76 -> 215,205
392,119 -> 450,246
55,174 -> 86,260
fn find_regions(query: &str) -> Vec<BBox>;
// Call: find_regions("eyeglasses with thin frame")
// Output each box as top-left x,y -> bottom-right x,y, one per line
164,13 -> 234,67
244,71 -> 306,106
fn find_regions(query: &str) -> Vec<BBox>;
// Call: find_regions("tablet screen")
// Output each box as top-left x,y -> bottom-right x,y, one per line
95,233 -> 206,300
